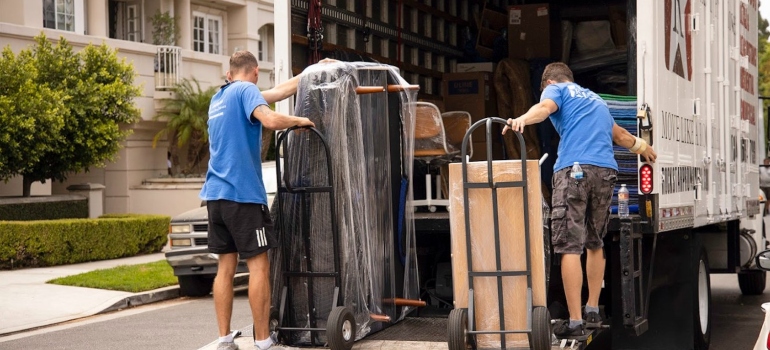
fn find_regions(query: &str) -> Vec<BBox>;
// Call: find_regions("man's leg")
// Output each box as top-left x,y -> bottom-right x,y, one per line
585,247 -> 604,308
246,252 -> 271,341
561,253 -> 584,321
215,252 -> 239,337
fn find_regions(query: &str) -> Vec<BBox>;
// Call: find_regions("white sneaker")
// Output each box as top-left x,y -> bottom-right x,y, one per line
261,343 -> 298,350
217,342 -> 238,350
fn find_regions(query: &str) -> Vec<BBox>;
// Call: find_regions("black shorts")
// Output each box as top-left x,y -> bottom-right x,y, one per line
207,200 -> 278,259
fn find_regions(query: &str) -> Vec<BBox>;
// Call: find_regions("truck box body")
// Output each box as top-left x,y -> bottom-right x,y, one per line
637,0 -> 761,233
264,1 -> 768,349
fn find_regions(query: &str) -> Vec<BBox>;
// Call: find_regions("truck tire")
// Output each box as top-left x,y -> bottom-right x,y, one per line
738,270 -> 767,295
178,275 -> 214,297
693,249 -> 711,350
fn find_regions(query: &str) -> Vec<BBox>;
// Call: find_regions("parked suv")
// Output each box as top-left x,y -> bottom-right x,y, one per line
165,162 -> 277,296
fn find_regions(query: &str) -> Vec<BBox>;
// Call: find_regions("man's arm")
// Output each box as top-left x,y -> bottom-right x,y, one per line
261,75 -> 301,104
502,99 -> 558,134
612,123 -> 657,162
261,59 -> 339,104
252,104 -> 315,130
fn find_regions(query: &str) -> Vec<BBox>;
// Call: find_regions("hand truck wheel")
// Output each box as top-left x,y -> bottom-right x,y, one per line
448,308 -> 473,350
530,306 -> 552,350
327,306 -> 356,350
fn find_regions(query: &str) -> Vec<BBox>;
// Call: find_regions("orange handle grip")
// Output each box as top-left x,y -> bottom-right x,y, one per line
383,298 -> 427,307
370,313 -> 392,323
355,86 -> 386,94
387,84 -> 420,92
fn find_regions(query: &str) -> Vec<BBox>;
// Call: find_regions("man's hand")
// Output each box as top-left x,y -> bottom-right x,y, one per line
502,117 -> 526,135
318,58 -> 339,64
640,145 -> 657,163
297,117 -> 315,128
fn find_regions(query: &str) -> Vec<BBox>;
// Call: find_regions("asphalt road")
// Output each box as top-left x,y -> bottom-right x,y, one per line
0,274 -> 766,350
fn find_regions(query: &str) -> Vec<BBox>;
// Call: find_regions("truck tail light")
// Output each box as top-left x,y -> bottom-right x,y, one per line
640,164 -> 653,194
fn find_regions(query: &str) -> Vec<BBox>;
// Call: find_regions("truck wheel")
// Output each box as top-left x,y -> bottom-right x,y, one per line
529,306 -> 551,350
326,306 -> 355,350
738,270 -> 767,295
448,308 -> 472,350
178,275 -> 214,297
693,249 -> 711,350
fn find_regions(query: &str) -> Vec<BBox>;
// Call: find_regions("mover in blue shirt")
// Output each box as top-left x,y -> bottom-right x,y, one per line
201,50 -> 315,350
503,62 -> 657,339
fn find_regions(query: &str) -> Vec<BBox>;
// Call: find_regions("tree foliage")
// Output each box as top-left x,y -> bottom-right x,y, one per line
760,3 -> 770,151
153,78 -> 216,175
0,46 -> 66,183
0,34 -> 141,196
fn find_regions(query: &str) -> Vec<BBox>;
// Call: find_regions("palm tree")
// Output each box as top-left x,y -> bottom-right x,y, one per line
153,78 -> 216,175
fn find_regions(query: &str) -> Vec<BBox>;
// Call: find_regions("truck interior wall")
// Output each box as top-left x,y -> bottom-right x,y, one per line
289,0 -> 640,312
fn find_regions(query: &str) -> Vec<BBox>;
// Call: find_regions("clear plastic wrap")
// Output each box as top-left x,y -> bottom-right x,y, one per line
270,61 -> 420,345
448,159 -> 547,348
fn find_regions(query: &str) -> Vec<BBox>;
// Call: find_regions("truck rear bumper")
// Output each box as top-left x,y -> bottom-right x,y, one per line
165,248 -> 248,276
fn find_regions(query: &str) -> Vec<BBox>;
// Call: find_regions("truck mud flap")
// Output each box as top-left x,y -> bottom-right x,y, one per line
611,228 -> 702,349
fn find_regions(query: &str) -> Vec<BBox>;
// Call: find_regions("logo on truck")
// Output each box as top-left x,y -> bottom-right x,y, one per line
665,0 -> 692,81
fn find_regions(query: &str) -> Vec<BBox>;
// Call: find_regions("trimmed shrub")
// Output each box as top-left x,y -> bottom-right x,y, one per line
0,196 -> 88,221
0,215 -> 169,269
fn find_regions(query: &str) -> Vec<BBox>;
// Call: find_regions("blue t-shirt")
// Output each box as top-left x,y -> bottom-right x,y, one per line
200,81 -> 269,204
541,82 -> 618,172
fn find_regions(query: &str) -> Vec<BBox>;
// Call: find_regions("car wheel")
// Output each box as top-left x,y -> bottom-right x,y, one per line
178,275 -> 214,297
738,270 -> 767,295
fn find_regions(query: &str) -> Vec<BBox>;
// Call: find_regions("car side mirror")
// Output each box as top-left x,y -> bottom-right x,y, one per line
756,250 -> 770,271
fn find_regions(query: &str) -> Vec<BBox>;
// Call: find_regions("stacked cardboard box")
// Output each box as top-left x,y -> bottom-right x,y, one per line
442,72 -> 504,161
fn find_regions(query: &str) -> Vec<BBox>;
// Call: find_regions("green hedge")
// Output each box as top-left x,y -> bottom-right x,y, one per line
0,215 -> 170,270
0,196 -> 88,221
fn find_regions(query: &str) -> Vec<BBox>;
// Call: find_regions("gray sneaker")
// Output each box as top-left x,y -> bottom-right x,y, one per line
217,342 -> 238,350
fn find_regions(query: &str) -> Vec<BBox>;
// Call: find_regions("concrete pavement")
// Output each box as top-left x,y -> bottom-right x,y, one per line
0,252 -> 178,336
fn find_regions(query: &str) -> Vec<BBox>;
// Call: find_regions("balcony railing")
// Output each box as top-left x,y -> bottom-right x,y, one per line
155,46 -> 181,90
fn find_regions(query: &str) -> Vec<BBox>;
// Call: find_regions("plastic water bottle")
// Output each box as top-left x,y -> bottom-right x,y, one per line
618,184 -> 630,218
571,162 -> 583,180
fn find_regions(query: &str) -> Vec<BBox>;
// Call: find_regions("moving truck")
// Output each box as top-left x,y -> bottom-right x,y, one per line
174,1 -> 766,349
277,1 -> 767,349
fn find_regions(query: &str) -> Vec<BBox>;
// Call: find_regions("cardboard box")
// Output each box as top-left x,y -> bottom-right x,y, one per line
442,72 -> 498,141
508,4 -> 561,60
455,62 -> 497,73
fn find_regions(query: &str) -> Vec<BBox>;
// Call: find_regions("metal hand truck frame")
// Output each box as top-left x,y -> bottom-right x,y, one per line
273,126 -> 356,350
447,117 -> 551,350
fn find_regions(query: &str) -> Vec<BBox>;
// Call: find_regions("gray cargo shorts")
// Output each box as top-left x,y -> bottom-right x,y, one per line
551,165 -> 618,255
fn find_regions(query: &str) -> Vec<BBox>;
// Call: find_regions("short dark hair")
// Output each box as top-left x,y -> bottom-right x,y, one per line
541,62 -> 574,90
229,51 -> 258,75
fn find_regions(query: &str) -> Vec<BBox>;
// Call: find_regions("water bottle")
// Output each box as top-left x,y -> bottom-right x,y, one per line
618,184 -> 630,218
570,162 -> 583,180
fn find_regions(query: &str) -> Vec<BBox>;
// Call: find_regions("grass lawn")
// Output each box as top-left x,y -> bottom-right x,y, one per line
47,260 -> 178,293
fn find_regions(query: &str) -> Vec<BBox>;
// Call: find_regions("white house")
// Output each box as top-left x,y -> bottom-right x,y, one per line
0,0 -> 279,217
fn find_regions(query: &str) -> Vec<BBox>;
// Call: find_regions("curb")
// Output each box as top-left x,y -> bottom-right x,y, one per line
98,274 -> 251,314
99,285 -> 181,314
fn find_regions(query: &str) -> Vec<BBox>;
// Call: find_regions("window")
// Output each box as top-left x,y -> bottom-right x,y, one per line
193,12 -> 222,54
126,5 -> 141,42
43,0 -> 75,31
258,25 -> 274,62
